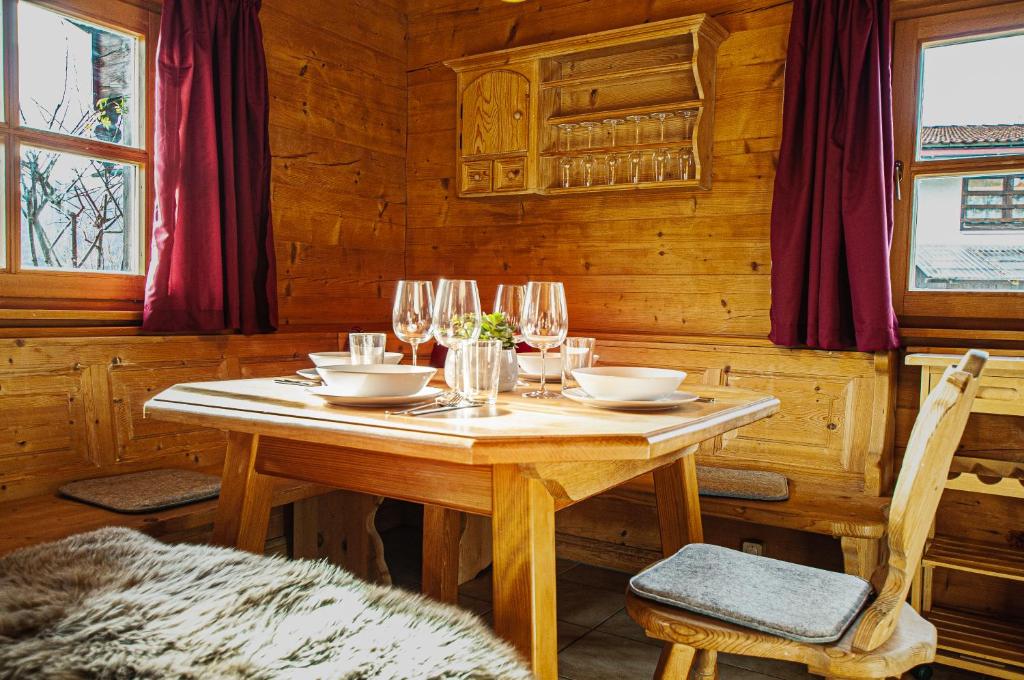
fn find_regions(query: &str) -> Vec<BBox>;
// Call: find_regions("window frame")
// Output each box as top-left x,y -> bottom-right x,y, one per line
891,1 -> 1024,326
0,0 -> 157,319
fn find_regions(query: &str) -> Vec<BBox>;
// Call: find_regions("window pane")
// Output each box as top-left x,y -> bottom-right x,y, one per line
911,172 -> 1024,292
917,33 -> 1024,161
19,2 -> 140,147
20,146 -> 140,273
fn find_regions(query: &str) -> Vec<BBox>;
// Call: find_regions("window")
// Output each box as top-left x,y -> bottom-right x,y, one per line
0,0 -> 156,318
893,2 -> 1024,321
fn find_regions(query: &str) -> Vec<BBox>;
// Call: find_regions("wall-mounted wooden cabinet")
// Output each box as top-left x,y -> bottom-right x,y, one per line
446,14 -> 728,197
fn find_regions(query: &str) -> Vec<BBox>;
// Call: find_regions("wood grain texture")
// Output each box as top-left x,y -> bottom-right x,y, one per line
211,432 -> 274,552
406,0 -> 788,337
422,504 -> 462,603
491,464 -> 558,679
262,0 -> 407,329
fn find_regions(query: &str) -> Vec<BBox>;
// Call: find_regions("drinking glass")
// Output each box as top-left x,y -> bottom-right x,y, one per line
433,279 -> 482,394
557,122 -> 578,188
602,118 -> 625,147
521,281 -> 568,399
392,280 -> 435,366
349,333 -> 386,365
606,153 -> 620,185
561,337 -> 595,393
461,340 -> 502,405
493,284 -> 525,343
625,114 -> 648,184
676,109 -> 698,138
579,121 -> 599,187
654,148 -> 669,182
677,148 -> 694,181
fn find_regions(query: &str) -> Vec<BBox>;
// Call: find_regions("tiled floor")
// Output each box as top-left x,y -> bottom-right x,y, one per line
381,527 -> 990,680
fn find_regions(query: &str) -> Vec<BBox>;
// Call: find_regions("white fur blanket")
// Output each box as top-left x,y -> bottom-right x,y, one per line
0,528 -> 531,679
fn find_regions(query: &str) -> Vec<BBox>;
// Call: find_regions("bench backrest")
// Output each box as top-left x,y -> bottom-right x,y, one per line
593,336 -> 896,496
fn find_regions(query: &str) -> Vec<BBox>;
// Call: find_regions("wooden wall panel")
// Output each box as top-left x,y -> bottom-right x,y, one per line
0,333 -> 341,502
404,1 -> 788,337
263,0 -> 407,330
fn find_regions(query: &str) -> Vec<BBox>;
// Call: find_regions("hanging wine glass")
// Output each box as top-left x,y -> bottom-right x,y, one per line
557,122 -> 578,189
521,281 -> 568,399
651,112 -> 673,182
624,114 -> 648,184
579,121 -> 599,188
392,280 -> 435,366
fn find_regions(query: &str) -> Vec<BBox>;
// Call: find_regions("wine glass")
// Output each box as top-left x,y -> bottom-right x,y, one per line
677,148 -> 694,181
625,114 -> 648,184
392,280 -> 435,366
651,112 -> 673,182
676,109 -> 698,139
579,121 -> 600,187
521,281 -> 568,399
557,122 -> 578,189
433,279 -> 482,394
493,284 -> 525,343
606,153 -> 620,185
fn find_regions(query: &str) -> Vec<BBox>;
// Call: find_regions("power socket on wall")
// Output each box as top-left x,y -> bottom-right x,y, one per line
741,540 -> 764,556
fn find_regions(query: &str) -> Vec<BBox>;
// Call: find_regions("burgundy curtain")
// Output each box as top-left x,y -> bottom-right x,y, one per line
143,0 -> 277,333
769,0 -> 899,352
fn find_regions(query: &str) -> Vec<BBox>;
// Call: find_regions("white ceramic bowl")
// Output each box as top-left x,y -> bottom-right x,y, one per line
572,367 -> 686,401
315,364 -> 436,396
309,351 -> 403,367
517,352 -> 561,376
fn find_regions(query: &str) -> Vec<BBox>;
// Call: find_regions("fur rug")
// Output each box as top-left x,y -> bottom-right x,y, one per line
0,528 -> 531,679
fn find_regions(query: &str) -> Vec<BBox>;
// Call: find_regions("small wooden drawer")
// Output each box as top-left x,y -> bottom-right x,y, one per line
493,157 -> 527,192
461,160 -> 492,194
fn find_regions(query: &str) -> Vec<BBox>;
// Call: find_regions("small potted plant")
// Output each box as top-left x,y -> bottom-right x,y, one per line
443,312 -> 519,391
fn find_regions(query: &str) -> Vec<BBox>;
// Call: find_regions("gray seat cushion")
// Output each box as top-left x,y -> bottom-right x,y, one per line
630,543 -> 872,644
697,466 -> 789,501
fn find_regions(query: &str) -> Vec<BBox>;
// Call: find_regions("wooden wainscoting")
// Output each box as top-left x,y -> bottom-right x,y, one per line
0,332 -> 342,502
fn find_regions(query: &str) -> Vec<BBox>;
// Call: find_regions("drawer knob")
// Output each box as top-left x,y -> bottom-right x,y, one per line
506,170 -> 517,179
513,110 -> 523,120
470,172 -> 481,181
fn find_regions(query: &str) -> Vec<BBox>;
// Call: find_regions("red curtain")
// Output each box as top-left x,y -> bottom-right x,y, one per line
769,0 -> 899,352
143,0 -> 277,333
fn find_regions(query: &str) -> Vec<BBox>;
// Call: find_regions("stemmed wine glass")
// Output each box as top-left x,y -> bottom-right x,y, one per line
602,118 -> 624,185
521,281 -> 568,399
392,280 -> 435,366
433,279 -> 482,394
579,121 -> 600,187
651,112 -> 674,182
557,122 -> 578,189
493,284 -> 525,343
625,114 -> 648,184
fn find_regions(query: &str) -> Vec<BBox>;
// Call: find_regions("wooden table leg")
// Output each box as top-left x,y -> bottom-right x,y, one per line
422,504 -> 461,603
652,450 -> 704,556
212,431 -> 274,553
491,464 -> 558,680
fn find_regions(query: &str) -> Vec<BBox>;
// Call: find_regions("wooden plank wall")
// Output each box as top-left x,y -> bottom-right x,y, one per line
263,0 -> 407,329
405,0 -> 787,334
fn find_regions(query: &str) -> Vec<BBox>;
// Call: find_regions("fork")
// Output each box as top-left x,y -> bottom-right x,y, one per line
386,392 -> 479,416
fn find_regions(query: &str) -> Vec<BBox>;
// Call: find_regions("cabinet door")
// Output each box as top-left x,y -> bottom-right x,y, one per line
461,69 -> 530,156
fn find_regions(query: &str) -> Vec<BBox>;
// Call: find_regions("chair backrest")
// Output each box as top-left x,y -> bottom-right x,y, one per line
851,349 -> 987,652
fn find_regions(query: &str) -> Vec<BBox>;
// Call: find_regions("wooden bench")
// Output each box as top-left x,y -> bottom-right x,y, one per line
0,469 -> 328,555
556,336 -> 896,579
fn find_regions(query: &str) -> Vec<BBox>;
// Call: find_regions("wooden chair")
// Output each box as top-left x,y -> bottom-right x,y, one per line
626,349 -> 988,680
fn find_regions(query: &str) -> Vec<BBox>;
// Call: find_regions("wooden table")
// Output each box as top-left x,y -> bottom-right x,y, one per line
145,379 -> 778,679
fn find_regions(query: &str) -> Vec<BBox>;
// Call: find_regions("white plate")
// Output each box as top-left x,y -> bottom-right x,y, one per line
307,385 -> 444,407
296,368 -> 321,381
562,387 -> 699,411
520,372 -> 561,382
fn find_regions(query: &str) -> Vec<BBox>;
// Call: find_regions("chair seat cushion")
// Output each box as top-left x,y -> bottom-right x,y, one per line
697,466 -> 789,501
629,543 -> 872,644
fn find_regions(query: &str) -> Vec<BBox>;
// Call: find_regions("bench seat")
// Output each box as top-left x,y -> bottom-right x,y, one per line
0,472 -> 333,556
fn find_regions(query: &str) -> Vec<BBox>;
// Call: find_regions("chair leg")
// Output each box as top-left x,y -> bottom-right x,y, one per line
692,650 -> 718,680
654,643 -> 696,680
